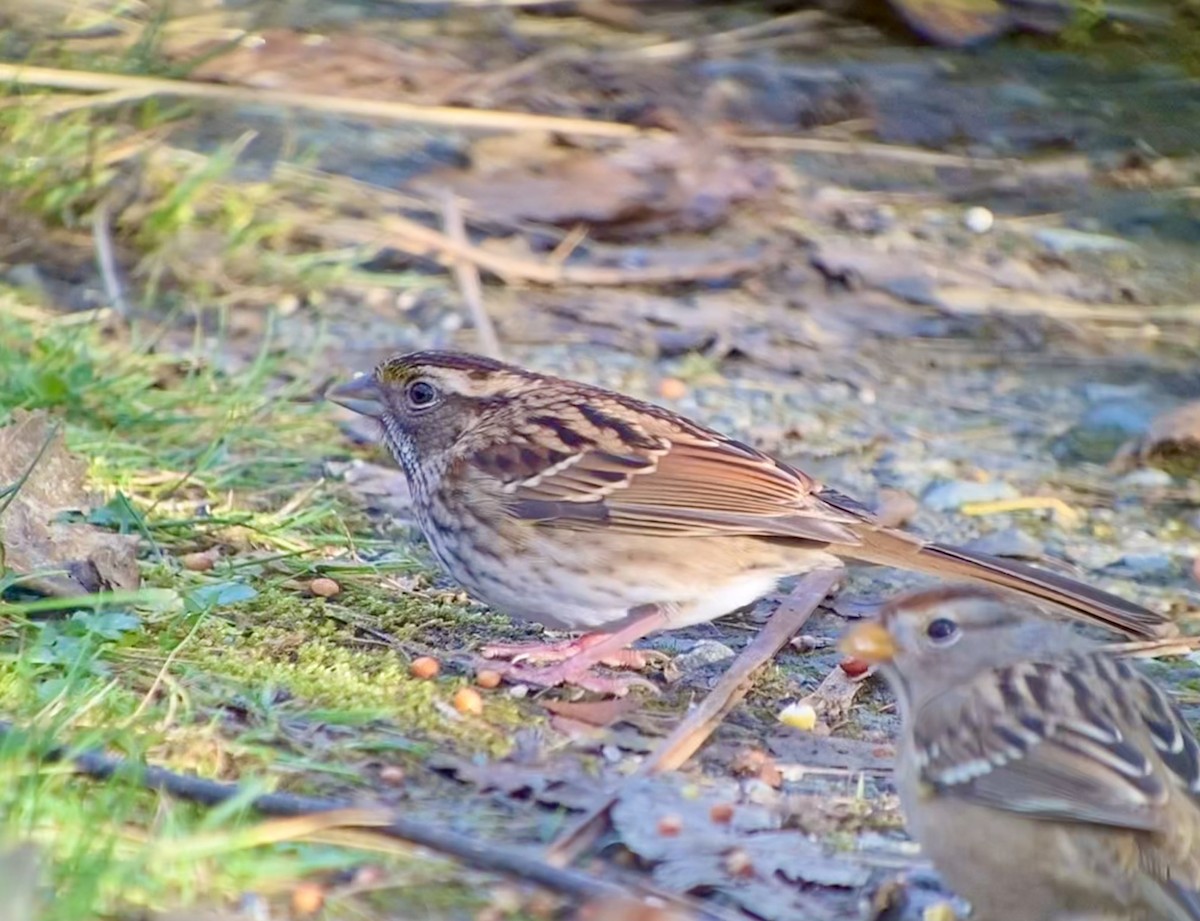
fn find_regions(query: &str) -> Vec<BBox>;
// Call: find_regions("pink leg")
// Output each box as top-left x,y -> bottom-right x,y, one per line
484,606 -> 672,696
481,633 -> 651,669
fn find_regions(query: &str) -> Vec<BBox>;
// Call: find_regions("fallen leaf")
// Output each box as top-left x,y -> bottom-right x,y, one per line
179,29 -> 473,103
889,0 -> 1011,48
422,136 -> 774,239
612,778 -> 869,921
0,411 -> 139,597
428,754 -> 615,812
541,696 -> 643,728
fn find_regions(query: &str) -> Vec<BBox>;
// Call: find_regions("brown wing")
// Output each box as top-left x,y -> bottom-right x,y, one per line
466,398 -> 871,545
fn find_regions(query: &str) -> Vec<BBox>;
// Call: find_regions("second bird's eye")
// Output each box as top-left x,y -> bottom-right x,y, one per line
407,380 -> 438,408
925,617 -> 959,644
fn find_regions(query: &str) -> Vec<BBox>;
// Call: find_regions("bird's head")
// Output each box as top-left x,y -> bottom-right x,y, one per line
839,585 -> 1079,711
327,350 -> 537,473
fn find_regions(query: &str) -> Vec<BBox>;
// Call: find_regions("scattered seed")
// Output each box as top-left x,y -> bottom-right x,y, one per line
709,802 -> 735,824
310,577 -> 340,598
922,901 -> 960,921
454,686 -> 484,715
778,702 -> 818,731
840,656 -> 870,678
291,881 -> 325,915
410,656 -> 440,680
475,669 -> 502,689
180,549 -> 218,572
656,814 -> 683,837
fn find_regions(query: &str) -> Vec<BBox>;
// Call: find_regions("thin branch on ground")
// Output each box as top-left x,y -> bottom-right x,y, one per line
0,720 -> 743,921
372,214 -> 772,287
0,64 -> 644,139
440,191 -> 502,359
91,199 -> 131,318
545,569 -> 840,867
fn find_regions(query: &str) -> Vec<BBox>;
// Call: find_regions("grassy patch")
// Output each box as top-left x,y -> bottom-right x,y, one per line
0,303 -> 537,919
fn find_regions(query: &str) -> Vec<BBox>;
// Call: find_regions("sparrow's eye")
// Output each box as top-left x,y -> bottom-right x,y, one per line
925,617 -> 960,645
406,380 -> 439,409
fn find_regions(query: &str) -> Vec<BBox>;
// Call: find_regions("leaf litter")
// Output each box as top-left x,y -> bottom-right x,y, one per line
0,410 -> 139,597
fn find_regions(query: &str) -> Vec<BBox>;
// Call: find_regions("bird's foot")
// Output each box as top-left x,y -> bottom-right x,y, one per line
481,633 -> 651,670
484,659 -> 659,697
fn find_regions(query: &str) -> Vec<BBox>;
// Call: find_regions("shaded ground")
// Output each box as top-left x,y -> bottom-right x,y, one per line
1,2 -> 1199,920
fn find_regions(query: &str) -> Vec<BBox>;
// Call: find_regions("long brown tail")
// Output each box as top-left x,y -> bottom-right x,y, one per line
844,527 -> 1175,639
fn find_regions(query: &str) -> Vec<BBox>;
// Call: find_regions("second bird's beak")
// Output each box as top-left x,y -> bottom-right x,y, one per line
327,373 -> 385,418
838,621 -> 898,664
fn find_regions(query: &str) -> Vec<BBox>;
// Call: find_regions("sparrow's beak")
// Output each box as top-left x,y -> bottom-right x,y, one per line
838,621 -> 897,664
327,373 -> 385,418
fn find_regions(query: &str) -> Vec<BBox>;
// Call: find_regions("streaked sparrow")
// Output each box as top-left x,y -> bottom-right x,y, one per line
329,351 -> 1171,693
841,585 -> 1200,921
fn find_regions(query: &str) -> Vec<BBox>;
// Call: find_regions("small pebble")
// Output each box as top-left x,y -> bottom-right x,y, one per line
310,577 -> 341,598
1107,553 -> 1175,580
962,527 -> 1044,560
410,656 -> 440,680
1118,467 -> 1173,489
379,764 -> 406,785
922,479 -> 1018,512
673,639 -> 736,672
1034,227 -> 1131,254
453,686 -> 484,715
963,206 -> 994,234
475,669 -> 502,689
875,488 -> 919,528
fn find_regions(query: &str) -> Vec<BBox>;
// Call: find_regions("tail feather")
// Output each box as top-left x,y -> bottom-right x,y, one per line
845,528 -> 1175,640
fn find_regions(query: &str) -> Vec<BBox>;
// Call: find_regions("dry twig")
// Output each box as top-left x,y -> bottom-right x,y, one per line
0,719 -> 739,921
546,569 -> 840,866
0,63 -> 645,138
440,191 -> 502,358
372,214 -> 771,287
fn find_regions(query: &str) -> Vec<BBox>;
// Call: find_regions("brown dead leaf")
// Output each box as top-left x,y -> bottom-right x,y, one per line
541,696 -> 643,728
1112,401 -> 1200,477
428,754 -> 615,812
421,136 -> 774,239
181,29 -> 473,103
612,777 -> 868,921
0,411 -> 139,597
889,0 -> 1011,48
